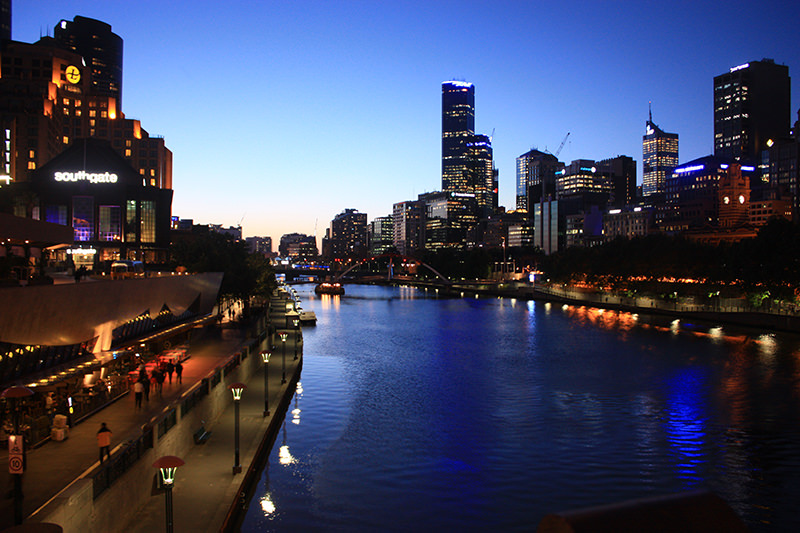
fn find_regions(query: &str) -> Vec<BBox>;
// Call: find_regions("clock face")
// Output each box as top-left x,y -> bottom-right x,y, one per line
65,65 -> 81,84
738,195 -> 745,204
723,196 -> 730,205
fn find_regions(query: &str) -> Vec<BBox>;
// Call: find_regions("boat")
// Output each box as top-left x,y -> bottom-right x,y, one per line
315,282 -> 345,295
299,310 -> 317,324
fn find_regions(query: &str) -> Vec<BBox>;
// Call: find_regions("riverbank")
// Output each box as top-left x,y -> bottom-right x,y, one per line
377,279 -> 800,334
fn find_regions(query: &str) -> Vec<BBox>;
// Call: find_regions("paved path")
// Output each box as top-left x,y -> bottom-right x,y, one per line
0,323 -> 248,530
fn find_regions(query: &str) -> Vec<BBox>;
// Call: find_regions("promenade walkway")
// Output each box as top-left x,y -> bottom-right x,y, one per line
1,294 -> 303,532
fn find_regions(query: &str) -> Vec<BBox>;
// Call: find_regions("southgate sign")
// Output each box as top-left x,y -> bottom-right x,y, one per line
54,170 -> 118,184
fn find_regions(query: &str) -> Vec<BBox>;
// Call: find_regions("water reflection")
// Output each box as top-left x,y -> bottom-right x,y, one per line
664,367 -> 707,486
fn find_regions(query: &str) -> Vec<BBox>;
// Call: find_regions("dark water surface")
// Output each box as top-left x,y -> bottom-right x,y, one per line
241,284 -> 800,531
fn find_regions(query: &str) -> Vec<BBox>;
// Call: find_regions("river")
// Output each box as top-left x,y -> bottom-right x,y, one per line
241,284 -> 800,531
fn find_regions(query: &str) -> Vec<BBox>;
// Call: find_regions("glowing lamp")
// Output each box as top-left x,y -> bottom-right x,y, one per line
229,382 -> 247,401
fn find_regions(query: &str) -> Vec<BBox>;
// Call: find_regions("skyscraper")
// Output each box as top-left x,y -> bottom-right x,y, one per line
642,111 -> 679,198
54,16 -> 124,107
516,149 -> 561,210
465,133 -> 496,216
713,59 -> 790,162
441,81 -> 475,193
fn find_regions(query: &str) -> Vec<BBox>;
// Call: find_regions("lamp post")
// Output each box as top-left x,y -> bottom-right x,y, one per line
261,350 -> 271,417
152,455 -> 184,533
228,382 -> 247,474
293,319 -> 300,360
279,332 -> 288,384
2,385 -> 34,526
285,309 -> 299,329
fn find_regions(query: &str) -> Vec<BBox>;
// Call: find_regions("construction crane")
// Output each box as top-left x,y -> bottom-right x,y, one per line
554,132 -> 570,158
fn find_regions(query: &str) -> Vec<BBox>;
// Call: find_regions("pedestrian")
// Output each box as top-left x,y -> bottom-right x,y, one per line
166,360 -> 174,384
133,380 -> 143,409
141,375 -> 150,402
175,360 -> 183,384
97,422 -> 112,463
153,368 -> 164,395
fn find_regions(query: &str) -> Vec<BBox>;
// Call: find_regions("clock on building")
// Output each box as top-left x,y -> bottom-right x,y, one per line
65,65 -> 81,84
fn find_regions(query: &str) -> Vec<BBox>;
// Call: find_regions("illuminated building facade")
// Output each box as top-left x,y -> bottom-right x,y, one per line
713,59 -> 790,163
642,114 -> 678,197
662,156 -> 757,232
368,215 -> 394,255
1,137 -> 173,265
419,191 -> 478,250
392,200 -> 423,255
0,19 -> 172,189
516,149 -> 561,211
442,81 -> 475,193
465,134 -> 497,216
54,16 -> 123,107
556,160 -> 611,198
322,208 -> 368,262
603,207 -> 654,240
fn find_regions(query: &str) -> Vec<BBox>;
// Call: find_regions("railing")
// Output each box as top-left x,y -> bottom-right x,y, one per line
157,408 -> 178,439
92,425 -> 154,499
181,379 -> 209,417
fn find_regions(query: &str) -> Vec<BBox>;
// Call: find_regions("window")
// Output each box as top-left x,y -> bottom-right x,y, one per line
99,205 -> 121,241
125,200 -> 137,242
72,196 -> 94,241
140,200 -> 156,243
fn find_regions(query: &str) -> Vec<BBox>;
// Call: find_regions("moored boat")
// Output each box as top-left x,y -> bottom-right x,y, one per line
299,310 -> 317,324
315,282 -> 345,295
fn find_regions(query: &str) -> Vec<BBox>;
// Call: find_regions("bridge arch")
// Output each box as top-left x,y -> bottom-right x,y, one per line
333,253 -> 451,284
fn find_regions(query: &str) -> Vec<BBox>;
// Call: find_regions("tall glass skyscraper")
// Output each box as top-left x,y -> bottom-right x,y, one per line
442,81 -> 475,193
642,112 -> 678,198
713,59 -> 790,162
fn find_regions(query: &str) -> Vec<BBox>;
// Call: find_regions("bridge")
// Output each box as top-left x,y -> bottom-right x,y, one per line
331,253 -> 451,284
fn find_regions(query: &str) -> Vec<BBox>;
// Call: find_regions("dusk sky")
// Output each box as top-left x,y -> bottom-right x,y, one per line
14,1 -> 800,248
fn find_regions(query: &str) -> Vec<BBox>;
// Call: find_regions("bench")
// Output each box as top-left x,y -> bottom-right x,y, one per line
193,425 -> 211,444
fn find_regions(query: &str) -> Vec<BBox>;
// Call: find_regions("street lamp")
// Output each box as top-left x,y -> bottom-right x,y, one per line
152,455 -> 184,533
279,332 -> 288,384
261,350 -> 271,417
293,319 -> 300,360
2,385 -> 34,525
228,382 -> 247,474
285,309 -> 299,329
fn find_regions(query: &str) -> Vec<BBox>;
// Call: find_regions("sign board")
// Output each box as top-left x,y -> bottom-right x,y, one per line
8,435 -> 23,474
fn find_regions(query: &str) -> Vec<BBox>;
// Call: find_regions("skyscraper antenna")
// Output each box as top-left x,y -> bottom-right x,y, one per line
649,101 -> 652,123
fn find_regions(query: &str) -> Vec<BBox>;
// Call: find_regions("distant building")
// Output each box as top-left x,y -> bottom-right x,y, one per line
603,207 -> 655,240
279,233 -> 315,258
210,225 -> 242,241
392,200 -> 423,256
419,191 -> 478,250
368,215 -> 394,255
516,149 -> 562,210
322,208 -> 367,262
556,160 -> 611,200
642,112 -> 679,198
597,155 -> 637,209
714,59 -> 790,163
466,134 -> 497,216
442,81 -> 475,194
245,236 -> 272,255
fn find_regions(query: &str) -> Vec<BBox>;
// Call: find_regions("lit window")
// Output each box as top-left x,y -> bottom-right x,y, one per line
28,161 -> 36,170
125,149 -> 131,157
28,150 -> 35,158
89,110 -> 96,117
100,111 -> 107,118
63,136 -> 69,144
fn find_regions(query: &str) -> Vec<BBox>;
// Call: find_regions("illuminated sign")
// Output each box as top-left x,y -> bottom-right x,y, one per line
444,81 -> 473,88
730,63 -> 750,72
740,166 -> 755,172
451,192 -> 475,198
646,125 -> 654,135
66,248 -> 97,255
674,164 -> 704,174
54,171 -> 118,184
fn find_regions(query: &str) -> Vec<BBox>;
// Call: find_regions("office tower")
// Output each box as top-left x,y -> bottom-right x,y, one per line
368,216 -> 394,255
442,81 -> 475,193
322,208 -> 368,261
418,191 -> 478,250
597,155 -> 637,208
714,59 -> 790,162
392,200 -> 423,255
54,16 -> 124,107
516,149 -> 562,210
465,134 -> 496,215
642,111 -> 679,197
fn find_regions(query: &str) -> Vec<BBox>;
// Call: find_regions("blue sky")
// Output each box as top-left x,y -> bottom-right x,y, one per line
14,1 -> 800,247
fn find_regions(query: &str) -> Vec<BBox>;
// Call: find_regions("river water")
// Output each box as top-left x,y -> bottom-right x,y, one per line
241,284 -> 800,532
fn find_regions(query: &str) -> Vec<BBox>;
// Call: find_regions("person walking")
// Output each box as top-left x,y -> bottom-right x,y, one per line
175,360 -> 183,384
141,375 -> 150,403
133,380 -> 144,409
166,360 -> 174,384
97,423 -> 112,463
153,367 -> 164,396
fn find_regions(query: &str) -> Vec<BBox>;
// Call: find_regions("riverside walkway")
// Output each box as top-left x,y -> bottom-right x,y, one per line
0,292 -> 303,532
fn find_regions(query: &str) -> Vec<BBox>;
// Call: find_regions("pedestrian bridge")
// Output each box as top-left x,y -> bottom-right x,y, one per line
332,253 -> 451,284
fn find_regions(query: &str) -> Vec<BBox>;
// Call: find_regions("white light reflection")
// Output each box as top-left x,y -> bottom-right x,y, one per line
671,319 -> 680,335
279,445 -> 296,465
291,407 -> 301,425
757,334 -> 778,359
709,327 -> 724,343
260,494 -> 276,515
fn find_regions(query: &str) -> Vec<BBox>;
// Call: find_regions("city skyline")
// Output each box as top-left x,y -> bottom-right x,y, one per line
13,1 -> 800,246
